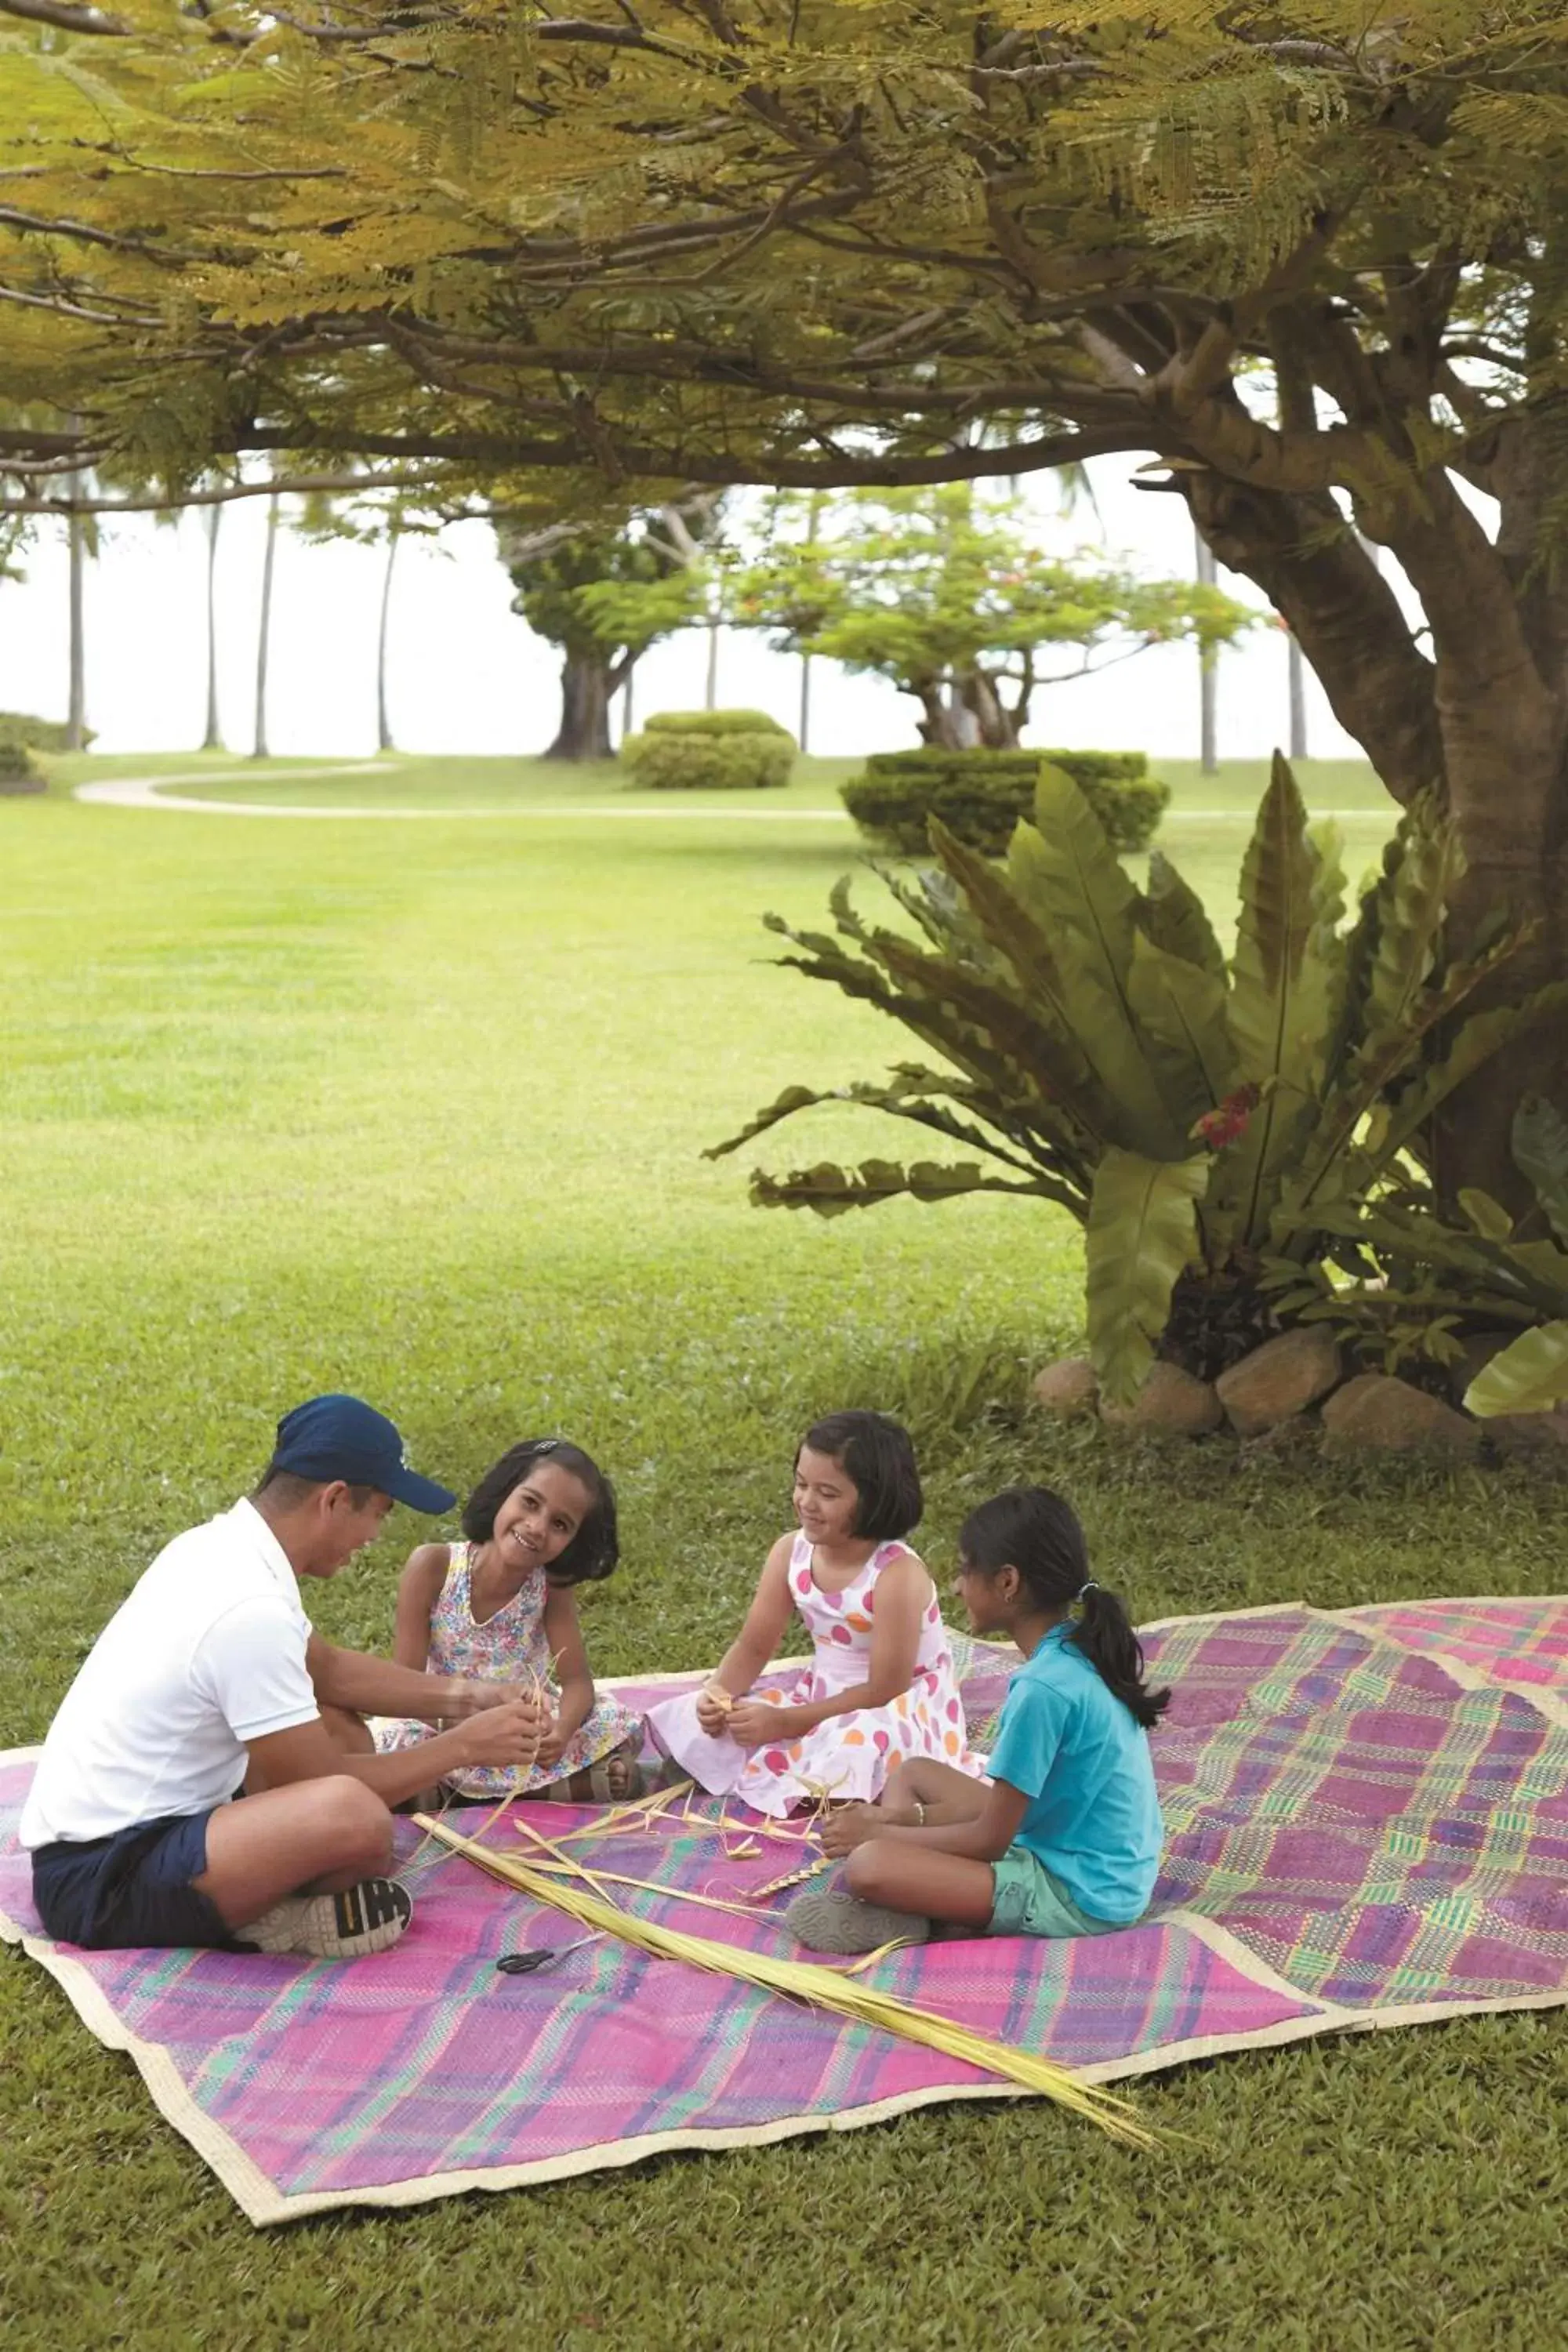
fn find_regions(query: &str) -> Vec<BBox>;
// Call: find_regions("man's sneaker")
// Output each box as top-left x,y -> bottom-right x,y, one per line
240,1875 -> 413,1959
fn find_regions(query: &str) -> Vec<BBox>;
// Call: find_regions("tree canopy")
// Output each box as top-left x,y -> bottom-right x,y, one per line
7,0 -> 1568,1189
733,484 -> 1252,747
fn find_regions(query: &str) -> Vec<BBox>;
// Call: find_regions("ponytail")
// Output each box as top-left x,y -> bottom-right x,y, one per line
958,1487 -> 1169,1731
1073,1582 -> 1169,1730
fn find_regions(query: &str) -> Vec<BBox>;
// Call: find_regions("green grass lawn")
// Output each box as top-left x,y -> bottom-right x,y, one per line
2,752 -> 1564,2350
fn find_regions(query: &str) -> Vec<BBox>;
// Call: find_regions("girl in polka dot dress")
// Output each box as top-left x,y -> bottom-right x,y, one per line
647,1412 -> 982,1818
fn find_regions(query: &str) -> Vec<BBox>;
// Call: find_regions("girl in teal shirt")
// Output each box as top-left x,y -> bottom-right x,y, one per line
789,1486 -> 1167,1955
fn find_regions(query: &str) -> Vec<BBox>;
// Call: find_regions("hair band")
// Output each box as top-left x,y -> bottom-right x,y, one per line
1076,1578 -> 1100,1602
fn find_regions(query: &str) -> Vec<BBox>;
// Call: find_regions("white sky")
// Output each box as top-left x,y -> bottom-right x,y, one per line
0,456 -> 1407,764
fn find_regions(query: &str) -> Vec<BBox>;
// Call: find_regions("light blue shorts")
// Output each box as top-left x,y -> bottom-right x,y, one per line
987,1845 -> 1134,1940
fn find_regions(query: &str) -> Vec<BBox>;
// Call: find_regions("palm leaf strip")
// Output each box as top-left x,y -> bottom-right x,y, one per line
416,1814 -> 1157,2147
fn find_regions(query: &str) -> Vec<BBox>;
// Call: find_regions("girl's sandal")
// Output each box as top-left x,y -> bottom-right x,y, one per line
544,1744 -> 647,1805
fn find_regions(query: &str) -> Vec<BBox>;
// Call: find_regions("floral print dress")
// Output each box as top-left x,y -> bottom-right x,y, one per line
647,1533 -> 983,1817
371,1542 -> 643,1798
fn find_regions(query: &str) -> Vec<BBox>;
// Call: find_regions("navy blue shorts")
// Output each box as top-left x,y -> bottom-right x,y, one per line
31,1808 -> 238,1951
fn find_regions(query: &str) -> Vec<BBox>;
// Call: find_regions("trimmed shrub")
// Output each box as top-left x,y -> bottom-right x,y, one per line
622,707 -> 797,791
841,748 -> 1169,855
0,711 -> 93,752
0,729 -> 44,794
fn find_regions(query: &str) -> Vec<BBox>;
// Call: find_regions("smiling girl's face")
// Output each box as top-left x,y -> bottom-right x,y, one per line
792,1446 -> 862,1546
492,1460 -> 593,1572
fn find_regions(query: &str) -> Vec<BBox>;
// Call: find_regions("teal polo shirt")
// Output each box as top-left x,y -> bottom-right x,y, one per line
985,1624 -> 1163,1925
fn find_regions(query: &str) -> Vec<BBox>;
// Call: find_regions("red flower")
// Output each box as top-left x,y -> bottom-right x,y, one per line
1193,1083 -> 1261,1150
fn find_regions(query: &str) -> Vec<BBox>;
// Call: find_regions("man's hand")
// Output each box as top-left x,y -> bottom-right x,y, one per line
448,1679 -> 540,1723
450,1700 -> 542,1771
728,1700 -> 802,1748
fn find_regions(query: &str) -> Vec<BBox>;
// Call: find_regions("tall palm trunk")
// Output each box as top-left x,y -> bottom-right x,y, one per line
704,602 -> 720,708
1194,524 -> 1218,776
65,469 -> 87,751
252,492 -> 279,760
1287,634 -> 1308,760
376,526 -> 399,753
201,502 -> 223,750
798,651 -> 812,754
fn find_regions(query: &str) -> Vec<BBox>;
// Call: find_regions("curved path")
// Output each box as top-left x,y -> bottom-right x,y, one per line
74,763 -> 851,822
74,763 -> 1262,825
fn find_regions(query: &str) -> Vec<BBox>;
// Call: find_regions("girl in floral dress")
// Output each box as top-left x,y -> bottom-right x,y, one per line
648,1412 -> 980,1817
372,1438 -> 644,1802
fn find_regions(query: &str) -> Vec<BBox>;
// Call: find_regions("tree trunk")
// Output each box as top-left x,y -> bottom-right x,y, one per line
914,680 -> 968,748
621,666 -> 634,745
1287,634 -> 1308,760
376,526 -> 399,753
252,491 -> 279,760
544,648 -> 614,760
704,606 -> 720,710
1189,465 -> 1568,1213
1195,524 -> 1218,775
962,668 -> 1022,748
798,651 -> 811,754
201,502 -> 223,751
65,481 -> 87,752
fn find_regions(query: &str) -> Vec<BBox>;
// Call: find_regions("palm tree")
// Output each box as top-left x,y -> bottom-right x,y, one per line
201,502 -> 223,750
1194,524 -> 1218,775
1287,635 -> 1308,760
376,523 -> 399,753
65,434 -> 89,750
252,490 -> 280,760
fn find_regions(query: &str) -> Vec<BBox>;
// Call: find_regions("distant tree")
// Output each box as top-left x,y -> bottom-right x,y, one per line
735,486 -> 1252,751
499,496 -> 720,761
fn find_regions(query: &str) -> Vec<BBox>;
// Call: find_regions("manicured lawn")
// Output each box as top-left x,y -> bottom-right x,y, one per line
2,753 -> 1563,2350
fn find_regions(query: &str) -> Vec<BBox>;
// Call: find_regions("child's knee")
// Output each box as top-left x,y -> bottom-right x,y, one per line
846,1841 -> 895,1901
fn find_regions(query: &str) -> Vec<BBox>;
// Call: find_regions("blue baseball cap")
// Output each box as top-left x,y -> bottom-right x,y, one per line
270,1394 -> 456,1513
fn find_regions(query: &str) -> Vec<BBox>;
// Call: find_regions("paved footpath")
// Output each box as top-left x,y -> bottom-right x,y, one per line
74,764 -> 853,821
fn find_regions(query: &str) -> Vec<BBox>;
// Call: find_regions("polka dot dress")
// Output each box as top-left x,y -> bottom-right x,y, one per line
647,1533 -> 983,1817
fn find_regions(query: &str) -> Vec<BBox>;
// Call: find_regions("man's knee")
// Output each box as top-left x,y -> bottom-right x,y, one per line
314,1775 -> 394,1874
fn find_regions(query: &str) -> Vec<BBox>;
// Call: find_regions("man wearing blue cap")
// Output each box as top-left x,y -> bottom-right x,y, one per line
20,1396 -> 543,1961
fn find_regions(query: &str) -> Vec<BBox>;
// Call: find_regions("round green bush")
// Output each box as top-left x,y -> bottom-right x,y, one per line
0,729 -> 44,795
840,748 -> 1169,856
622,708 -> 797,790
0,710 -> 93,753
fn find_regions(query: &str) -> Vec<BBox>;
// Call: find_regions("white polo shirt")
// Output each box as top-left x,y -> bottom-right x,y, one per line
20,1498 -> 321,1849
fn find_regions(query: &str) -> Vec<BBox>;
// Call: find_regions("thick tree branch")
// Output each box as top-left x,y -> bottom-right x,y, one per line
0,0 -> 128,31
0,470 -> 442,514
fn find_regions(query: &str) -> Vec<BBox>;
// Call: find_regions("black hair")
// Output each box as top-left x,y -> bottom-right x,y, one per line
958,1486 -> 1169,1730
460,1439 -> 619,1586
797,1411 -> 922,1542
254,1467 -> 380,1512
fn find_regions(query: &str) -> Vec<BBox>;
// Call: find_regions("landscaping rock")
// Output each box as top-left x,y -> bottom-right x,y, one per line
1102,1361 -> 1223,1438
1319,1374 -> 1480,1458
1031,1356 -> 1099,1417
1483,1407 -> 1568,1458
1215,1327 -> 1341,1436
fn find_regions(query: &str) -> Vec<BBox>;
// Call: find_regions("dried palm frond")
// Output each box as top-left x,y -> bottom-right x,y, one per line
416,1814 -> 1156,2147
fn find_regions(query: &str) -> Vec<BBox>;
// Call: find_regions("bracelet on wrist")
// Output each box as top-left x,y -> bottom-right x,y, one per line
911,1798 -> 927,1828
